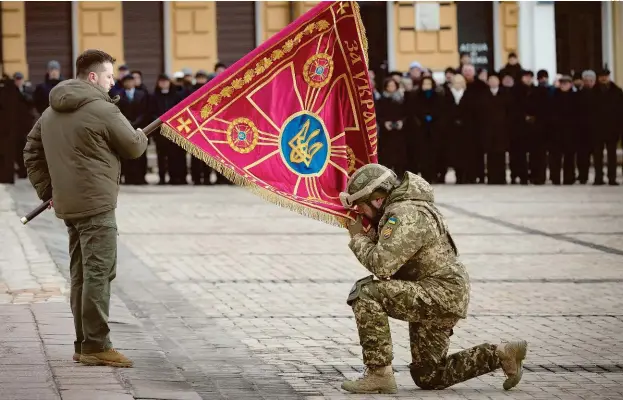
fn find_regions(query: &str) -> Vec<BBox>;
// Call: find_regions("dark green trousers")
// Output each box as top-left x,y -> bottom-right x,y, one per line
64,209 -> 117,354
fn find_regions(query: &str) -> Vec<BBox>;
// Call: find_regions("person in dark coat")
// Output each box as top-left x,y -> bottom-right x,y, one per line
109,64 -> 130,98
592,68 -> 623,185
514,70 -> 548,184
499,52 -> 523,83
174,68 -> 196,99
548,75 -> 579,185
33,60 -> 64,115
445,74 -> 477,184
455,52 -> 472,74
117,74 -> 149,184
461,64 -> 489,183
481,73 -> 512,184
410,77 -> 446,183
377,78 -> 408,178
148,74 -> 185,185
12,72 -> 37,179
0,76 -> 20,183
442,67 -> 455,93
575,70 -> 597,184
131,70 -> 149,94
572,72 -> 584,92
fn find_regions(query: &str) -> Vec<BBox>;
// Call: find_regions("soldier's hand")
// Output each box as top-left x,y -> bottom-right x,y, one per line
137,128 -> 146,136
347,215 -> 364,238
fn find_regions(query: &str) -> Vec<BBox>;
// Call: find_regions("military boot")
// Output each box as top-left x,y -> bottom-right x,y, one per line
80,348 -> 133,368
496,340 -> 528,390
341,366 -> 397,394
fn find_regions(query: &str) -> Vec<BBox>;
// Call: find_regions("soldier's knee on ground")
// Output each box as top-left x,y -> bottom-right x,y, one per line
409,364 -> 447,390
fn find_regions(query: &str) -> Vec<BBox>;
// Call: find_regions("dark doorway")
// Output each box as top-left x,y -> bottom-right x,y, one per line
122,2 -> 165,90
216,2 -> 256,67
358,1 -> 388,87
555,2 -> 602,74
25,2 -> 73,84
456,1 -> 494,73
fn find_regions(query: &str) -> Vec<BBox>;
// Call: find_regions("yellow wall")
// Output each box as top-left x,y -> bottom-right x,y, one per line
76,2 -> 125,66
293,1 -> 319,19
499,1 -> 518,63
257,1 -> 291,43
394,1 -> 458,71
614,2 -> 623,85
1,1 -> 27,79
167,1 -> 217,73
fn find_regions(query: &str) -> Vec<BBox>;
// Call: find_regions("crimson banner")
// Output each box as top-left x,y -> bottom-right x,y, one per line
160,1 -> 378,226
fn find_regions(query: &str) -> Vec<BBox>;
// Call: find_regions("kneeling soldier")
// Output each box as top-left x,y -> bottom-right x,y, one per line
339,164 -> 527,394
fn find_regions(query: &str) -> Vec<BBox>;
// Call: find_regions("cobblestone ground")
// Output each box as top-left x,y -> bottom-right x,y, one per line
4,174 -> 623,399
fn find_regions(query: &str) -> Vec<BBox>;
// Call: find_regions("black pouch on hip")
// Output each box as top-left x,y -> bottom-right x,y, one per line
346,275 -> 375,306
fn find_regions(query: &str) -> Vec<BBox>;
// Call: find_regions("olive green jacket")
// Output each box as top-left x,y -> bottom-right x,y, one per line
23,79 -> 148,220
349,172 -> 470,318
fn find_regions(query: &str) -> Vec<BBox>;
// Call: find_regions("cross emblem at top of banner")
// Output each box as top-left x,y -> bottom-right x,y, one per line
338,2 -> 350,15
176,117 -> 192,134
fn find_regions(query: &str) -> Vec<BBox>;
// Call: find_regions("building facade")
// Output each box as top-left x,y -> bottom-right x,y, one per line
1,1 -> 622,89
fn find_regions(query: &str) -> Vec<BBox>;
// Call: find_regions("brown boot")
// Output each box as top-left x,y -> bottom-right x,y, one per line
80,348 -> 133,368
341,366 -> 397,394
73,353 -> 80,362
496,340 -> 528,390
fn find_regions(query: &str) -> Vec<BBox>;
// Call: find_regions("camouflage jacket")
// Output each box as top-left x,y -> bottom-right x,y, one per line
349,172 -> 470,318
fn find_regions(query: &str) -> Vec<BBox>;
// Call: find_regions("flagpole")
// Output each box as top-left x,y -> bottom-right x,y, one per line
20,119 -> 163,225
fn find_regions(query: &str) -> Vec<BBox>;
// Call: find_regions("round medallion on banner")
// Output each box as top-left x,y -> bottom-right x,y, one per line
279,111 -> 330,177
303,53 -> 334,89
227,118 -> 259,154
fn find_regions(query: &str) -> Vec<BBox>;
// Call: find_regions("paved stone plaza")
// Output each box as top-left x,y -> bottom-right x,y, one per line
1,176 -> 623,400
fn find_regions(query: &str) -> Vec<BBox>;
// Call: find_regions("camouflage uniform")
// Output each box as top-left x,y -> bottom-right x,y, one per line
345,167 -> 517,390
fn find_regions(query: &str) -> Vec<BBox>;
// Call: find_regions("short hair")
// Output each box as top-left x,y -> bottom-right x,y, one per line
214,62 -> 226,71
582,70 -> 596,80
76,49 -> 116,79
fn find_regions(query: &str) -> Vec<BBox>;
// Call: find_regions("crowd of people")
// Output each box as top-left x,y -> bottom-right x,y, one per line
0,60 -> 232,185
1,51 -> 622,186
372,52 -> 623,186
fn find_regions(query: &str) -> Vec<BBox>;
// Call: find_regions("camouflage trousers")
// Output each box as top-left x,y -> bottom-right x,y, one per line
352,279 -> 501,390
64,209 -> 117,354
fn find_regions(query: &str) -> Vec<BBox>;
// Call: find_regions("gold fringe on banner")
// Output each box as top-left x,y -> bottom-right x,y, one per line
159,125 -> 350,229
352,1 -> 369,68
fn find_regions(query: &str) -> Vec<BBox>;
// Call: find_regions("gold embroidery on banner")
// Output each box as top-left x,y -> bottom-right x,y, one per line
338,2 -> 350,15
208,94 -> 221,105
317,20 -> 330,31
288,119 -> 324,168
220,86 -> 234,98
231,78 -> 244,89
303,53 -> 334,89
199,20 -> 331,120
271,49 -> 285,61
176,117 -> 192,134
346,146 -> 356,173
226,117 -> 259,154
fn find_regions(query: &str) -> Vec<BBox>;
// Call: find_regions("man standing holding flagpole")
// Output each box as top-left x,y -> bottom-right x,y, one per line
24,49 -> 148,367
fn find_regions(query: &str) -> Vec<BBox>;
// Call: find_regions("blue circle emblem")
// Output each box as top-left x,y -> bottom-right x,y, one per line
280,112 -> 329,176
315,66 -> 325,75
237,131 -> 247,141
